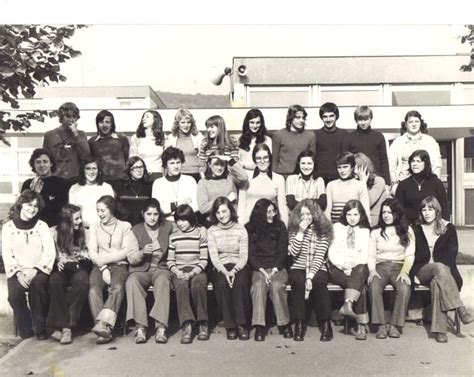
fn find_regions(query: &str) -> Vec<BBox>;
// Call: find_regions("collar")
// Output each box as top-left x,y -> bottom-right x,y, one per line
165,173 -> 181,182
298,173 -> 313,182
322,125 -> 338,133
13,216 -> 39,230
253,168 -> 272,179
217,221 -> 236,230
92,132 -> 119,141
405,133 -> 423,142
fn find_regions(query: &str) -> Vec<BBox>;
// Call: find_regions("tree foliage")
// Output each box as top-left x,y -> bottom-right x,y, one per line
460,25 -> 474,72
0,24 -> 85,145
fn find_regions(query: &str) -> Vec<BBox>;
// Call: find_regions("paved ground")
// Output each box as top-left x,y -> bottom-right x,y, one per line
0,320 -> 472,377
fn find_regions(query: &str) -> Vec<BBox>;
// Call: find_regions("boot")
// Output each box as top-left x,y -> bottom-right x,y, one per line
457,306 -> 473,324
320,320 -> 333,342
181,321 -> 193,344
197,321 -> 209,341
294,320 -> 305,341
355,324 -> 367,341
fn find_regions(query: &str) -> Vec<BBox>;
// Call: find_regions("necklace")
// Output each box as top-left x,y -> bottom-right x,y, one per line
129,181 -> 143,198
412,176 -> 425,191
100,220 -> 118,249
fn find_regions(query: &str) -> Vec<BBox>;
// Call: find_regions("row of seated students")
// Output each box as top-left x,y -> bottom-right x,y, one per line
2,188 -> 472,347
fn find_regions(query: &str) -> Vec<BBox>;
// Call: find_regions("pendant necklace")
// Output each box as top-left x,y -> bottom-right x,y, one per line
412,176 -> 425,192
100,221 -> 118,249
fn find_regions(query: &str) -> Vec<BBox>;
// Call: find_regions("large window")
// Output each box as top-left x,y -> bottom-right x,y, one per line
319,85 -> 382,106
391,85 -> 452,106
247,86 -> 311,107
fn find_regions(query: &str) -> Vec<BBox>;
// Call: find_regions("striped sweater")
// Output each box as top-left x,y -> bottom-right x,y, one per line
208,221 -> 248,273
288,228 -> 330,280
197,137 -> 240,174
167,227 -> 208,273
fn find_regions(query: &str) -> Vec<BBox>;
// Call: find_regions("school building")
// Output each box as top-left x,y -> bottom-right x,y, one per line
1,55 -> 473,225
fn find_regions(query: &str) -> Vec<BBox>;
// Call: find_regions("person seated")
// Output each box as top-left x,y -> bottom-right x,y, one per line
411,196 -> 473,343
288,199 -> 334,342
327,200 -> 370,340
2,190 -> 55,339
168,205 -> 209,344
47,204 -> 91,345
246,199 -> 292,341
88,196 -> 131,344
368,198 -> 414,339
125,199 -> 173,344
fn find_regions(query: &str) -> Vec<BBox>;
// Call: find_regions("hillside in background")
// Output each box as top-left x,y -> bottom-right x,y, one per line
156,91 -> 229,108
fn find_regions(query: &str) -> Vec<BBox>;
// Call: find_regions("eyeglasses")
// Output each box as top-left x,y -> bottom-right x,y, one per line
255,156 -> 270,163
131,165 -> 145,171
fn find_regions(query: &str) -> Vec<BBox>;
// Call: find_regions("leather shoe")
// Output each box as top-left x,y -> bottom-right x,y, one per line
354,324 -> 367,341
254,326 -> 265,341
435,332 -> 448,343
320,320 -> 333,342
226,328 -> 238,340
238,326 -> 250,341
388,324 -> 400,338
376,324 -> 388,339
197,322 -> 210,341
293,320 -> 305,341
339,301 -> 357,319
279,324 -> 293,339
457,306 -> 473,324
36,332 -> 47,341
181,321 -> 193,344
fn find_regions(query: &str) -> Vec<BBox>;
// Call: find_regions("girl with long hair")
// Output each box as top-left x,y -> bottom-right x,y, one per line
246,199 -> 292,341
288,199 -> 334,342
238,108 -> 272,173
327,200 -> 370,340
130,110 -> 165,181
411,196 -> 472,343
47,204 -> 90,344
368,198 -> 414,339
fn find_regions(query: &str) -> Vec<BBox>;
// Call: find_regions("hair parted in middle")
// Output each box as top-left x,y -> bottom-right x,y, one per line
135,110 -> 164,146
418,196 -> 447,236
239,108 -> 268,151
209,196 -> 238,225
172,108 -> 199,137
285,104 -> 307,131
339,199 -> 371,229
408,149 -> 433,178
288,198 -> 334,242
56,203 -> 86,255
377,197 -> 411,247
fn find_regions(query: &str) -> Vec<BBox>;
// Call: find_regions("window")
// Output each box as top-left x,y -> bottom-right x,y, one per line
247,87 -> 310,107
391,85 -> 452,106
320,85 -> 382,106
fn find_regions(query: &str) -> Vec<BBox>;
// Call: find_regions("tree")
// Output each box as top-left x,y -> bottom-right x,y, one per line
0,24 -> 85,145
460,25 -> 474,72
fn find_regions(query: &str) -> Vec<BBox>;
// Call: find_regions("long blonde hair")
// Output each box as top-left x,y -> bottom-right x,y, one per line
418,196 -> 447,235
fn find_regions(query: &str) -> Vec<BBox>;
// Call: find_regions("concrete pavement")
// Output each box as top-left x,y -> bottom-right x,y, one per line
0,321 -> 473,377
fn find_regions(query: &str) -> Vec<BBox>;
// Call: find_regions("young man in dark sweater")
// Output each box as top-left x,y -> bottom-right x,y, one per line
343,106 -> 390,185
314,102 -> 348,184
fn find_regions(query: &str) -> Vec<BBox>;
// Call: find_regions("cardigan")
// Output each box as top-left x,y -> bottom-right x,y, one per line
314,126 -> 349,184
21,176 -> 69,227
388,133 -> 441,183
208,221 -> 248,273
1,219 -> 55,278
197,161 -> 248,215
327,223 -> 369,270
395,174 -> 450,224
343,126 -> 390,185
272,129 -> 316,176
368,226 -> 415,275
43,127 -> 91,180
238,171 -> 288,226
129,134 -> 163,174
246,220 -> 288,271
167,226 -> 208,273
411,223 -> 462,289
88,132 -> 130,180
127,220 -> 174,272
285,174 -> 326,211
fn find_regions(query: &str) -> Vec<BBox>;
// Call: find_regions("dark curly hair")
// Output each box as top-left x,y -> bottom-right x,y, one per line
28,148 -> 56,174
238,108 -> 268,151
377,198 -> 410,247
135,110 -> 164,146
288,198 -> 334,243
245,198 -> 284,241
400,110 -> 428,135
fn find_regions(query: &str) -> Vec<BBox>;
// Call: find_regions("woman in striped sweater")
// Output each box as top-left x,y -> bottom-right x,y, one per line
325,151 -> 371,226
168,205 -> 209,344
208,197 -> 251,341
288,199 -> 334,342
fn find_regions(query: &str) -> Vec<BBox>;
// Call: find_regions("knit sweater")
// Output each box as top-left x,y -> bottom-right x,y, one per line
129,135 -> 163,174
314,126 -> 349,183
238,171 -> 288,226
388,133 -> 442,183
395,174 -> 450,224
285,174 -> 326,211
88,133 -> 129,180
2,219 -> 55,278
272,129 -> 316,176
411,223 -> 462,289
198,137 -> 240,174
151,174 -> 198,221
288,228 -> 330,279
246,221 -> 288,271
328,223 -> 369,270
368,226 -> 415,274
167,227 -> 208,273
88,219 -> 131,266
113,178 -> 152,226
197,162 -> 248,215
343,127 -> 390,184
238,135 -> 272,173
68,182 -> 115,227
21,176 -> 69,227
43,127 -> 90,180
208,221 -> 248,273
325,178 -> 371,225
368,176 -> 388,226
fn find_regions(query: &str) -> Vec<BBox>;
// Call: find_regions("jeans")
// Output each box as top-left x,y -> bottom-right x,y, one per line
89,264 -> 128,328
289,269 -> 331,322
125,268 -> 171,328
212,264 -> 252,329
369,262 -> 410,327
8,272 -> 49,337
47,267 -> 89,330
416,262 -> 463,333
329,263 -> 369,324
172,272 -> 208,327
250,269 -> 290,327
